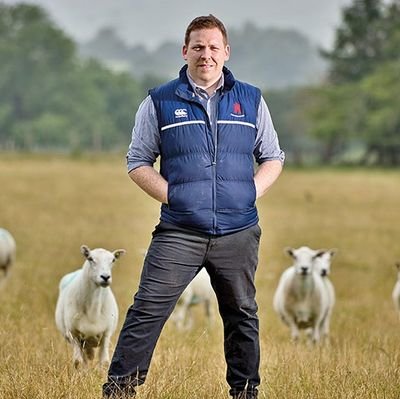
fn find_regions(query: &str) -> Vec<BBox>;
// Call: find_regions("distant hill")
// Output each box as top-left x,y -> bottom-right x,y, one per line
79,22 -> 327,90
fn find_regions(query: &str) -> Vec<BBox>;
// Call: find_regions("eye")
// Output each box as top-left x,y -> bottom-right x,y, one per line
192,45 -> 205,51
87,256 -> 94,262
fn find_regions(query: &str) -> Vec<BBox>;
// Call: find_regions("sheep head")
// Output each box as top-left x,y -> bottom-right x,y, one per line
285,246 -> 325,276
80,245 -> 126,287
313,249 -> 338,277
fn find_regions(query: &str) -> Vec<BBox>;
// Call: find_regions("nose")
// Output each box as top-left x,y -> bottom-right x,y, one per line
100,274 -> 111,283
200,47 -> 212,59
300,266 -> 308,274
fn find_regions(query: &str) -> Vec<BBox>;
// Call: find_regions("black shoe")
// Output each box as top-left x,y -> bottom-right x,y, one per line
102,381 -> 136,398
232,388 -> 258,399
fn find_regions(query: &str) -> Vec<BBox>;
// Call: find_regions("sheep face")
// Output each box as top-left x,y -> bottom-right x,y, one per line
285,246 -> 324,276
313,249 -> 337,277
80,245 -> 126,287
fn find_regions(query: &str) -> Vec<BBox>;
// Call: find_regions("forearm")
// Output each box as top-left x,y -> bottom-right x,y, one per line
254,160 -> 283,199
128,166 -> 168,204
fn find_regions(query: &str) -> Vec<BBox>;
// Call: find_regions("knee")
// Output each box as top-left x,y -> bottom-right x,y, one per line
220,295 -> 258,321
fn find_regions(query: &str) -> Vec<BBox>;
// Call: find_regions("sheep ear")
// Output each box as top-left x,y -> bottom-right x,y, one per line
284,247 -> 295,258
80,245 -> 91,258
328,248 -> 338,258
314,249 -> 326,259
113,249 -> 126,260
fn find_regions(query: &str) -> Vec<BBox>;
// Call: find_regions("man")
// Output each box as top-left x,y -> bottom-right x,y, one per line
103,14 -> 284,399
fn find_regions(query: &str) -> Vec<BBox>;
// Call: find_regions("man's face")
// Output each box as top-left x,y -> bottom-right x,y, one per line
182,28 -> 230,87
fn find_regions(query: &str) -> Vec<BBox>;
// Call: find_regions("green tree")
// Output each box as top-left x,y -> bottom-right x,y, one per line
0,3 -> 143,151
355,61 -> 400,165
322,0 -> 400,84
0,3 -> 76,148
69,59 -> 142,151
265,88 -> 320,165
307,0 -> 400,165
305,83 -> 362,163
381,1 -> 400,60
321,0 -> 385,83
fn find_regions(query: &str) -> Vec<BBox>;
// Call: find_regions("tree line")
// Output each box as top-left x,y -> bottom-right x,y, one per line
269,0 -> 400,166
0,1 -> 399,165
0,3 -> 145,152
79,22 -> 325,90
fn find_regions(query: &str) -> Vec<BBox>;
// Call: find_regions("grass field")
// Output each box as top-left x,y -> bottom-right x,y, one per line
0,154 -> 399,399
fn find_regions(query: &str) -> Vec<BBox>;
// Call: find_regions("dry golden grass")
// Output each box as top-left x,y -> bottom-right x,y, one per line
0,154 -> 399,399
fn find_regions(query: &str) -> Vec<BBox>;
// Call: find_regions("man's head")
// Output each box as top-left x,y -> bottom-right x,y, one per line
184,15 -> 228,47
182,15 -> 230,88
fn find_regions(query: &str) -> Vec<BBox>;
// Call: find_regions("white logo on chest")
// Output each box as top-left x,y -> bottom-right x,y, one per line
175,108 -> 188,118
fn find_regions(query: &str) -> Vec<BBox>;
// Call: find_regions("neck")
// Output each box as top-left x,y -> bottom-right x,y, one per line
189,73 -> 222,96
199,80 -> 220,95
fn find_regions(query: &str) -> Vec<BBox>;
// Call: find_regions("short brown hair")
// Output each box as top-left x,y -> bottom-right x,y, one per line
184,14 -> 228,46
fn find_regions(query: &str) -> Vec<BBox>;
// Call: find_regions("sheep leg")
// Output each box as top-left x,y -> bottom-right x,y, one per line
98,335 -> 111,367
173,296 -> 194,330
204,299 -> 214,325
84,344 -> 95,361
72,341 -> 85,369
320,312 -> 331,340
171,304 -> 187,330
288,321 -> 300,342
280,310 -> 300,342
183,307 -> 193,330
310,326 -> 320,345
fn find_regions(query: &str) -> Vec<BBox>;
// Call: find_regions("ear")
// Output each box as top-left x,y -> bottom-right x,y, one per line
182,45 -> 188,60
328,248 -> 338,259
113,249 -> 126,260
284,247 -> 295,258
80,245 -> 91,258
225,44 -> 231,61
314,249 -> 326,259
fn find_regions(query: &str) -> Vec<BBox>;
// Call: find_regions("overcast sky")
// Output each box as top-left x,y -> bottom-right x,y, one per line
3,0 -> 353,49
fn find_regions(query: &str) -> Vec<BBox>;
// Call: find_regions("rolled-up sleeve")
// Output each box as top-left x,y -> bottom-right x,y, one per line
254,96 -> 285,165
126,95 -> 161,173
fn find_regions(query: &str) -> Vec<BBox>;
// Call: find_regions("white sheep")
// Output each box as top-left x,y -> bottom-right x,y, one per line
0,228 -> 16,288
392,262 -> 400,319
55,245 -> 125,368
170,267 -> 215,330
273,246 -> 329,344
313,249 -> 337,340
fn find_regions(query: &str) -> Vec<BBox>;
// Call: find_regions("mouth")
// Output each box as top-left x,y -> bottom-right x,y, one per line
99,282 -> 110,287
198,64 -> 214,70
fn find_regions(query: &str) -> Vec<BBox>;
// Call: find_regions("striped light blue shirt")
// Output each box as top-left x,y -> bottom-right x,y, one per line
127,73 -> 285,172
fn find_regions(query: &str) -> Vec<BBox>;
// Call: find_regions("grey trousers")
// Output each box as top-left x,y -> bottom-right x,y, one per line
106,221 -> 261,392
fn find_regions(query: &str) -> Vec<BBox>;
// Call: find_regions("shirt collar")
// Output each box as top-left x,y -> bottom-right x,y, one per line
186,70 -> 224,98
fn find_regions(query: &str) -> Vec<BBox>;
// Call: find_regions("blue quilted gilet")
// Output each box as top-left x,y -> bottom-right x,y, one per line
150,65 -> 261,235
